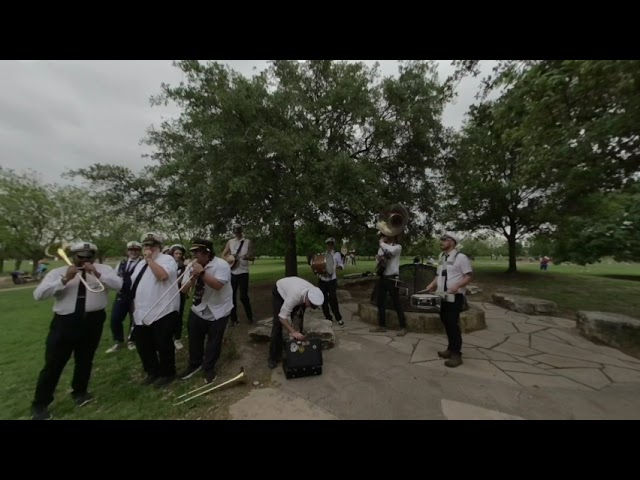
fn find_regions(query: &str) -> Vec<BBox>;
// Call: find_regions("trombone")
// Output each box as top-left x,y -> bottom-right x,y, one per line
136,259 -> 197,324
173,367 -> 247,405
46,241 -> 105,293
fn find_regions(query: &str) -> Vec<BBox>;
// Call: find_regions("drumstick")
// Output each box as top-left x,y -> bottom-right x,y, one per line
415,288 -> 429,294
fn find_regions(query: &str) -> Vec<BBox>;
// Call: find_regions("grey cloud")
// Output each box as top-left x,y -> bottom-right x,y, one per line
0,60 -> 490,183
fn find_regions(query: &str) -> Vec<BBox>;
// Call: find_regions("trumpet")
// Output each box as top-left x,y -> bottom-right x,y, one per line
46,241 -> 105,293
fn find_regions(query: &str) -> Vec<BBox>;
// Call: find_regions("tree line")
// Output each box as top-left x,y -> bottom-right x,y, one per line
3,60 -> 638,275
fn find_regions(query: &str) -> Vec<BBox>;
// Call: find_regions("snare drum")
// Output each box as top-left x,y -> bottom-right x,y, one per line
310,253 -> 335,277
410,294 -> 441,312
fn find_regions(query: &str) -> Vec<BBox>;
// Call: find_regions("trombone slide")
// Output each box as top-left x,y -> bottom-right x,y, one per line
173,368 -> 246,406
136,260 -> 196,324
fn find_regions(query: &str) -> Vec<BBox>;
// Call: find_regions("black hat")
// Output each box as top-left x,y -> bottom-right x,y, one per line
189,238 -> 214,253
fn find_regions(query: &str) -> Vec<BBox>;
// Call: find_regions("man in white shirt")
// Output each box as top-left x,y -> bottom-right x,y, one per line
130,233 -> 180,387
178,239 -> 233,383
106,241 -> 142,353
221,224 -> 255,326
317,237 -> 345,326
31,241 -> 122,420
268,276 -> 325,369
424,233 -> 474,368
370,232 -> 408,336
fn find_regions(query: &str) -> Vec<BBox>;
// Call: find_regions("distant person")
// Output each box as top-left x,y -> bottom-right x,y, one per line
540,256 -> 550,271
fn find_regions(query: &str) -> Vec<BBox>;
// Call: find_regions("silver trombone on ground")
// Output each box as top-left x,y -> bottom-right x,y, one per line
173,367 -> 247,406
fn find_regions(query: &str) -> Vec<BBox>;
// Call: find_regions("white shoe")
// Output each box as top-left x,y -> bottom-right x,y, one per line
174,339 -> 184,350
106,343 -> 123,353
127,341 -> 136,351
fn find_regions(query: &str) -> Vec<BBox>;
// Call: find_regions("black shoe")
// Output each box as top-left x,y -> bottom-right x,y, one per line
72,392 -> 94,407
267,359 -> 277,369
153,376 -> 176,388
31,406 -> 53,420
445,353 -> 463,368
141,374 -> 159,386
247,318 -> 254,325
204,371 -> 218,384
438,350 -> 452,359
180,365 -> 202,380
337,320 -> 345,327
231,319 -> 240,327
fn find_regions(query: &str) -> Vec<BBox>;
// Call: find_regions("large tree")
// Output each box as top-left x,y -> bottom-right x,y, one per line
72,60 -> 449,276
449,60 -> 640,264
443,97 -> 553,272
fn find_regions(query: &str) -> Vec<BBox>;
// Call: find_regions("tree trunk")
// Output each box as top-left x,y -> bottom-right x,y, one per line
283,215 -> 298,277
31,255 -> 41,275
15,259 -> 22,271
507,232 -> 518,273
0,257 -> 3,273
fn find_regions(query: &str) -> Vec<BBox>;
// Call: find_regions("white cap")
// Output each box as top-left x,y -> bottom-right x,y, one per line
307,287 -> 324,307
440,232 -> 458,244
127,241 -> 142,249
70,242 -> 98,253
325,237 -> 336,244
170,244 -> 187,253
141,232 -> 164,245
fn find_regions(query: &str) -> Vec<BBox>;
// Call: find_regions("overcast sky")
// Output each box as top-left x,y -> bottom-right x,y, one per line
0,60 -> 489,183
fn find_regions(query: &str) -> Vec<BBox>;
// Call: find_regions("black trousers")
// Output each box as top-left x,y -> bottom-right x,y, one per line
269,286 -> 304,362
377,277 -> 406,328
173,293 -> 186,340
318,278 -> 342,321
439,294 -> 464,353
134,311 -> 178,378
231,273 -> 253,324
187,311 -> 229,375
110,295 -> 134,343
32,310 -> 106,409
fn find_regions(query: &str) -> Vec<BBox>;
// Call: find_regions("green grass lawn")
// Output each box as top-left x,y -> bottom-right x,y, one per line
1,256 -> 638,420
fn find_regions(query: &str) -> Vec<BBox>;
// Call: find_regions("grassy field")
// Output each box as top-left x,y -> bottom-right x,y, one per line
1,256 -> 638,420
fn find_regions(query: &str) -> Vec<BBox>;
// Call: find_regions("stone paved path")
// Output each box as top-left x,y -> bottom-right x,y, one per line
230,301 -> 640,420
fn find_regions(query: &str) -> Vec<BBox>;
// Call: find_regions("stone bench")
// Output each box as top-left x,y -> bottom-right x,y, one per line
248,313 -> 336,349
577,311 -> 640,353
492,293 -> 558,316
357,303 -> 486,334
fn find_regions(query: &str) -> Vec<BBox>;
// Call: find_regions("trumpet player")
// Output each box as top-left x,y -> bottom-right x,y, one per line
106,241 -> 143,353
178,239 -> 233,384
31,242 -> 122,420
130,233 -> 180,387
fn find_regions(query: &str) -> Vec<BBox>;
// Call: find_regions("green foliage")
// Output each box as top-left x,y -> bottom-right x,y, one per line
448,60 -> 640,266
69,60 -> 450,276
